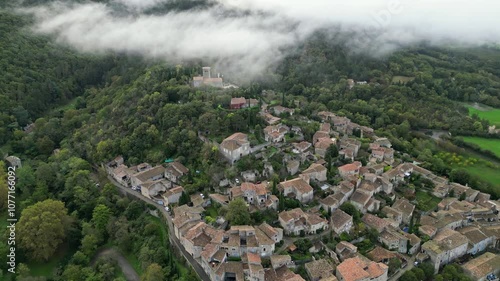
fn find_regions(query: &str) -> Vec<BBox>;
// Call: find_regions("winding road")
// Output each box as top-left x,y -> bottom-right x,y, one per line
105,174 -> 210,281
93,248 -> 140,281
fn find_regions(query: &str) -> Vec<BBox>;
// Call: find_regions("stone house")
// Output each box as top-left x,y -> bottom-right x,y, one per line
314,137 -> 336,158
336,241 -> 358,261
305,259 -> 335,281
130,165 -> 166,187
220,224 -> 283,257
392,198 -> 415,225
264,124 -> 289,143
278,208 -> 328,235
164,161 -> 189,183
338,161 -> 362,179
421,228 -> 469,273
458,226 -> 496,255
162,185 -> 184,205
381,206 -> 403,226
278,177 -> 314,203
378,227 -> 408,254
462,252 -> 500,281
336,256 -> 388,281
140,180 -> 171,199
330,209 -> 354,235
302,163 -> 328,182
220,133 -> 250,164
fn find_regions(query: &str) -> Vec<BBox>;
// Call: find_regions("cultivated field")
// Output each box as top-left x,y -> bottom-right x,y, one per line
467,105 -> 500,126
461,136 -> 500,158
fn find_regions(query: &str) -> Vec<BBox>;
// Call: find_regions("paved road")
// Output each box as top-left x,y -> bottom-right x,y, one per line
105,175 -> 210,281
93,248 -> 140,281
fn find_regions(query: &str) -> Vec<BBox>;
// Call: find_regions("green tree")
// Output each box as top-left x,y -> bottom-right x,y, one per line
0,161 -> 7,211
18,199 -> 70,261
178,192 -> 190,206
226,198 -> 251,226
418,262 -> 435,280
450,169 -> 470,185
339,202 -> 361,223
16,165 -> 37,195
141,263 -> 164,281
400,270 -> 418,281
92,204 -> 112,231
388,258 -> 401,275
81,234 -> 99,256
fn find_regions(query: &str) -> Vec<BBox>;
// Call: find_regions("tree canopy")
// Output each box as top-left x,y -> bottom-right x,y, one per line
18,199 -> 70,261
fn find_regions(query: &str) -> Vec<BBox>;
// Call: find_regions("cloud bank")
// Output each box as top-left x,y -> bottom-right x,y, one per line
22,0 -> 500,79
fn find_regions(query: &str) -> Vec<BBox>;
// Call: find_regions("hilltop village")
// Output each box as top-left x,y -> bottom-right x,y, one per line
101,70 -> 500,281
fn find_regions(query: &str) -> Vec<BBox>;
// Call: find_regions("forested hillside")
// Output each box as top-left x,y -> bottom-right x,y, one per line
0,10 -> 119,146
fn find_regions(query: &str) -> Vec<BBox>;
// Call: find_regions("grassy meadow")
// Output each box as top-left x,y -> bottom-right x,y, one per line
461,136 -> 500,158
467,105 -> 500,126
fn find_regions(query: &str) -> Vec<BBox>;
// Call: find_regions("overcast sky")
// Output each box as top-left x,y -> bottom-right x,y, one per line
22,0 -> 500,78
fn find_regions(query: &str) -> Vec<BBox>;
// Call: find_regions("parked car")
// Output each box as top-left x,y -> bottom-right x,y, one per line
200,193 -> 205,199
157,200 -> 164,206
165,206 -> 170,212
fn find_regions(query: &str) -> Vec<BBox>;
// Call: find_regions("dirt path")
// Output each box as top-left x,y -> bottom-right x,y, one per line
92,248 -> 140,281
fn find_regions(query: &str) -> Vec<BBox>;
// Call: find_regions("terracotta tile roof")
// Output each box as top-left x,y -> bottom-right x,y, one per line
244,252 -> 262,264
419,225 -> 437,237
265,266 -> 306,281
320,195 -> 339,207
315,137 -> 335,149
279,178 -> 313,194
314,131 -> 330,141
216,261 -> 244,280
306,213 -> 328,226
362,214 -> 390,232
337,257 -> 387,281
293,141 -> 312,151
220,133 -> 248,151
255,228 -> 275,246
338,161 -> 362,173
305,259 -> 334,280
336,241 -> 357,253
230,186 -> 243,198
231,97 -> 246,105
462,252 -> 500,279
392,198 -> 415,217
201,243 -> 218,261
133,165 -> 165,182
171,161 -> 189,174
366,246 -> 397,262
209,193 -> 229,205
458,226 -> 491,245
258,222 -> 278,238
331,209 -> 353,230
279,208 -> 306,222
351,190 -> 371,205
164,186 -> 184,198
302,163 -> 327,175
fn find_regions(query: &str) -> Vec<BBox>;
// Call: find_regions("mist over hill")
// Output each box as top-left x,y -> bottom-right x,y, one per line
16,0 -> 500,79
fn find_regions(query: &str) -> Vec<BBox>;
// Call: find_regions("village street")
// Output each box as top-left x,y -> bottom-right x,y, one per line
105,174 -> 211,281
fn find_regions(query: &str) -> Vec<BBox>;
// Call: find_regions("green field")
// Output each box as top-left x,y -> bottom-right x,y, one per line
461,136 -> 500,158
415,190 -> 441,212
466,164 -> 500,188
467,106 -> 500,126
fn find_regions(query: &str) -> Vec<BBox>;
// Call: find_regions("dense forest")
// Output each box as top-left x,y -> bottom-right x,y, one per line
1,1 -> 500,280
